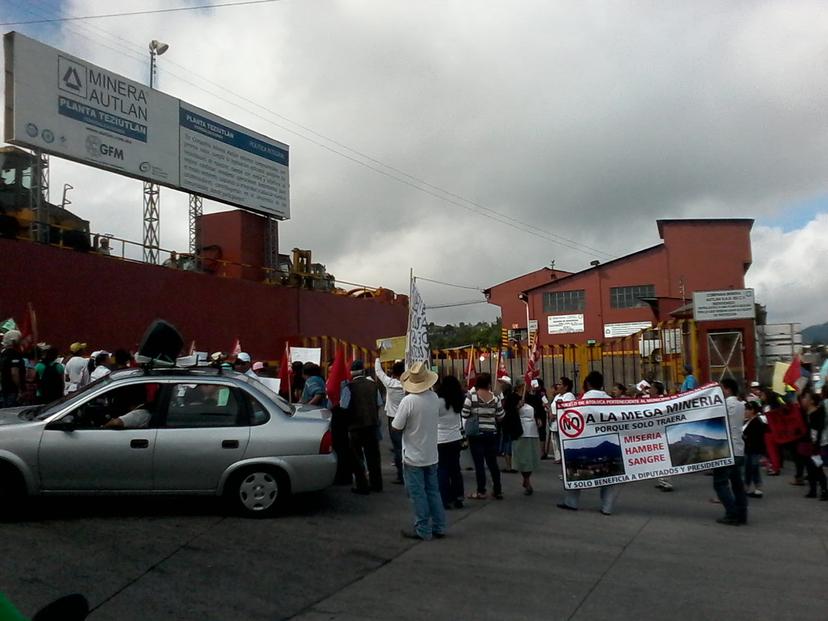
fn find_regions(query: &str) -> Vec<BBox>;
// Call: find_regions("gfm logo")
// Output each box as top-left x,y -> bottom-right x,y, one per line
85,135 -> 124,161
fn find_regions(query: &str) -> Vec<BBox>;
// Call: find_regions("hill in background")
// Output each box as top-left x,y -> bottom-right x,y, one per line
803,322 -> 828,345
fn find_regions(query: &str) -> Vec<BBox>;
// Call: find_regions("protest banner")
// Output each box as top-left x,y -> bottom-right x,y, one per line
557,384 -> 733,490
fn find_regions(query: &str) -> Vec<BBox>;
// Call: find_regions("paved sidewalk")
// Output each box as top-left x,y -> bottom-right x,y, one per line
2,451 -> 826,620
291,462 -> 828,621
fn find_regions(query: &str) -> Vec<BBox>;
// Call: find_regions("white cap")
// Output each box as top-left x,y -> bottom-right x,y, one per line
750,381 -> 760,388
237,352 -> 251,363
498,375 -> 512,385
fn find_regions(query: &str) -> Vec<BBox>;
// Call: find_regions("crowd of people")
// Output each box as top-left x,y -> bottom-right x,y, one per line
299,357 -> 828,538
2,326 -> 825,537
0,330 -> 269,409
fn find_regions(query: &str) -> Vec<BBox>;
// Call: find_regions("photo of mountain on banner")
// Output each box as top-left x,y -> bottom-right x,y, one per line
564,434 -> 625,482
666,418 -> 730,466
557,384 -> 734,490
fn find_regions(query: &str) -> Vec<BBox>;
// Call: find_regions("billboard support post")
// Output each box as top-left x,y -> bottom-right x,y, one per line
29,150 -> 48,244
188,194 -> 203,257
265,216 -> 279,277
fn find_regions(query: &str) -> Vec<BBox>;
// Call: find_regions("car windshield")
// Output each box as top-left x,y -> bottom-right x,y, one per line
236,373 -> 295,415
34,374 -> 114,420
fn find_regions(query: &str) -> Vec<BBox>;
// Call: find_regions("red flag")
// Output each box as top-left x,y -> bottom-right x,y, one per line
230,338 -> 242,357
326,345 -> 351,408
465,346 -> 477,389
783,355 -> 801,388
524,340 -> 540,385
496,348 -> 508,379
278,341 -> 291,401
19,303 -> 34,352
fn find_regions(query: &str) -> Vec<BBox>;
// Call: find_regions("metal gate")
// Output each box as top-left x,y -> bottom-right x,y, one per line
707,331 -> 744,385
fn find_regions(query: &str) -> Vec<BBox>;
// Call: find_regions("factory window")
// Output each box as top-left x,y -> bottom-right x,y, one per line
543,290 -> 585,313
610,285 -> 655,309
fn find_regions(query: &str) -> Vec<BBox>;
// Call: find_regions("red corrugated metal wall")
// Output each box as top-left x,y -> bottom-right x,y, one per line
0,239 -> 407,359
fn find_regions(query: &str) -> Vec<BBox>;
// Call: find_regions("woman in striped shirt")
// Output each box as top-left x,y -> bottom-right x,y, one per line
463,373 -> 505,499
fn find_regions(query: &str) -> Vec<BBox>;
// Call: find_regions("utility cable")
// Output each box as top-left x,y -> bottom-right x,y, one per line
414,276 -> 483,291
0,0 -> 283,26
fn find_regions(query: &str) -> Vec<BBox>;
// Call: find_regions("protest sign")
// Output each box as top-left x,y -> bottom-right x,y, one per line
290,347 -> 321,365
557,384 -> 733,490
377,336 -> 407,362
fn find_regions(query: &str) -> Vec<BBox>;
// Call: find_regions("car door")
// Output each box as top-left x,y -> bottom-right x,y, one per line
152,382 -> 251,491
38,381 -> 163,491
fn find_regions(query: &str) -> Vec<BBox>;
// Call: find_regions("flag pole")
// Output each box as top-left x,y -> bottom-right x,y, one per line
406,269 -> 411,367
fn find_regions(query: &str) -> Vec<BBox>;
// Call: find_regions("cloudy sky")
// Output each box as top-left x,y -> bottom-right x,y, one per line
2,0 -> 827,327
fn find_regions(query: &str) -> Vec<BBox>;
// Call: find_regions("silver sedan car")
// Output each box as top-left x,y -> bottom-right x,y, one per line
0,367 -> 336,518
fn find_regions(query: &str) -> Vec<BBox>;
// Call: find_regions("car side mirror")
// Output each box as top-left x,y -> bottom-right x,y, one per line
46,414 -> 77,432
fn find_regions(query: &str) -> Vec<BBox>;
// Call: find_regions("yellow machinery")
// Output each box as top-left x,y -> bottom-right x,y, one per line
0,146 -> 90,248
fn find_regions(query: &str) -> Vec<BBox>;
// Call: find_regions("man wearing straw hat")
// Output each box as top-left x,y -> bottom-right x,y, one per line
392,361 -> 446,541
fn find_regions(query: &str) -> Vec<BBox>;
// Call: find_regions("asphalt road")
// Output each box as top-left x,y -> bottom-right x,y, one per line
2,442 -> 827,621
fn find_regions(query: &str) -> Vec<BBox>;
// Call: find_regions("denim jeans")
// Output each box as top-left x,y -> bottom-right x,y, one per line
437,439 -> 464,506
468,433 -> 501,495
713,457 -> 747,522
387,417 -> 403,481
403,463 -> 446,540
562,485 -> 619,514
744,452 -> 762,489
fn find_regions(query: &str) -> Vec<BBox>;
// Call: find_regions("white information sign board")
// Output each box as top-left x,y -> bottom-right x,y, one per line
548,314 -> 584,334
693,289 -> 755,322
179,102 -> 289,219
4,32 -> 290,219
603,321 -> 652,338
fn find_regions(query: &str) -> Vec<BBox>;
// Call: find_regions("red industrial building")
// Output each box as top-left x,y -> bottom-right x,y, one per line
485,219 -> 756,385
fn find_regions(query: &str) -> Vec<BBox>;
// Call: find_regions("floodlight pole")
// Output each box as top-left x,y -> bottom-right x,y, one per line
143,42 -> 165,264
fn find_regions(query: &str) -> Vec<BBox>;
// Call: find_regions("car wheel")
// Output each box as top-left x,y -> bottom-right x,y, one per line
228,467 -> 288,518
0,463 -> 27,521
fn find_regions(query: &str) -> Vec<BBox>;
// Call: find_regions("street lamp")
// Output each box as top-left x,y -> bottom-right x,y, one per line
143,39 -> 169,264
148,40 -> 169,88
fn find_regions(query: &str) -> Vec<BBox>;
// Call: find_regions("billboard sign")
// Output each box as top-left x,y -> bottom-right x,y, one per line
4,32 -> 289,219
692,289 -> 755,322
547,314 -> 584,334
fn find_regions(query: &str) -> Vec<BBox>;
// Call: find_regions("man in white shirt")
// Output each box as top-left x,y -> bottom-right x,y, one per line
375,359 -> 405,484
549,376 -> 576,463
89,351 -> 112,382
557,371 -> 621,515
714,379 -> 748,525
392,361 -> 445,541
234,352 -> 259,378
64,342 -> 90,394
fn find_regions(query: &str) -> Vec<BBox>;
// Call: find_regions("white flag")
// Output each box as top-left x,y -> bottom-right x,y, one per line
406,278 -> 430,367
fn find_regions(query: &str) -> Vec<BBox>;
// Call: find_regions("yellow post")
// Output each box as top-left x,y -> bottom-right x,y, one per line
689,320 -> 699,380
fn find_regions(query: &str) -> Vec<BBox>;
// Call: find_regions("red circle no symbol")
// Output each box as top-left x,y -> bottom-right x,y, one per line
560,409 -> 585,438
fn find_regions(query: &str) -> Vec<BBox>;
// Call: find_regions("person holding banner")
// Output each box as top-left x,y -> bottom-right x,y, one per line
557,371 -> 620,515
549,377 -> 576,463
713,379 -> 748,525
